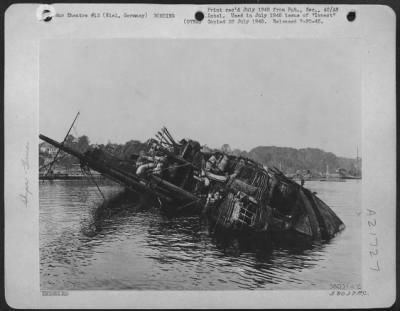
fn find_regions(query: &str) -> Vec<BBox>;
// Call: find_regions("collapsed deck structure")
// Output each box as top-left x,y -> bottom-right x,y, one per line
39,127 -> 345,240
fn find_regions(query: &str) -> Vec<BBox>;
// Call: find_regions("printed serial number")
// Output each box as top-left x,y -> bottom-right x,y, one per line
329,290 -> 368,296
330,283 -> 362,290
42,290 -> 69,296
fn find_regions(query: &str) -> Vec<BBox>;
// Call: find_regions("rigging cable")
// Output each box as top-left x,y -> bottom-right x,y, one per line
81,165 -> 106,201
43,111 -> 80,179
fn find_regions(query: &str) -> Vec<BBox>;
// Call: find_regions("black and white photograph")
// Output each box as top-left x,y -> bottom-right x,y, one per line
5,3 -> 396,309
38,38 -> 361,290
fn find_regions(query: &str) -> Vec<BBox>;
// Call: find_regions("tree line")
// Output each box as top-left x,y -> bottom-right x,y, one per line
39,135 -> 361,176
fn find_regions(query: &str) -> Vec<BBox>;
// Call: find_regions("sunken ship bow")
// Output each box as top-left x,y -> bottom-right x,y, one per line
39,126 -> 345,241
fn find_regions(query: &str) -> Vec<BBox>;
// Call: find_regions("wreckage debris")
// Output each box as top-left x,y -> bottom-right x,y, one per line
39,127 -> 345,241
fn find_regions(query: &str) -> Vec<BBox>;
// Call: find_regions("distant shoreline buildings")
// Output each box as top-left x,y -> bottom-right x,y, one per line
39,136 -> 362,180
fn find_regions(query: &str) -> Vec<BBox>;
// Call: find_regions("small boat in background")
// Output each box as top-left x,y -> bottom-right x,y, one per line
319,164 -> 346,182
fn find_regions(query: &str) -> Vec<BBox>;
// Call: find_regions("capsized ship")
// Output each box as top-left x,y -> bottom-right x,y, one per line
203,158 -> 345,240
39,127 -> 345,240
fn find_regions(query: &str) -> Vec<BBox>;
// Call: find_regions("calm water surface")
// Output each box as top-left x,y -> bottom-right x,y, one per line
40,179 -> 361,290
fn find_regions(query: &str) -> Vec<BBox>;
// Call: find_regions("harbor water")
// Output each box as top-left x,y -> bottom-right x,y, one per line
40,179 -> 361,290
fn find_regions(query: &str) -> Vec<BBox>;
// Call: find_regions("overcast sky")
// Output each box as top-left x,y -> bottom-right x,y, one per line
40,39 -> 361,158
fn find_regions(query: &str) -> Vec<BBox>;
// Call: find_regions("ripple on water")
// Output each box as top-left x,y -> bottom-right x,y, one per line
40,180 -> 361,290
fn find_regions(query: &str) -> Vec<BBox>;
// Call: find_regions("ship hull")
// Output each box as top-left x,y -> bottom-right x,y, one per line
40,132 -> 345,240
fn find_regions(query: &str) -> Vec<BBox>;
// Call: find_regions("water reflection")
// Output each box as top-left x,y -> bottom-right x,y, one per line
144,211 -> 331,289
40,180 -> 360,290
